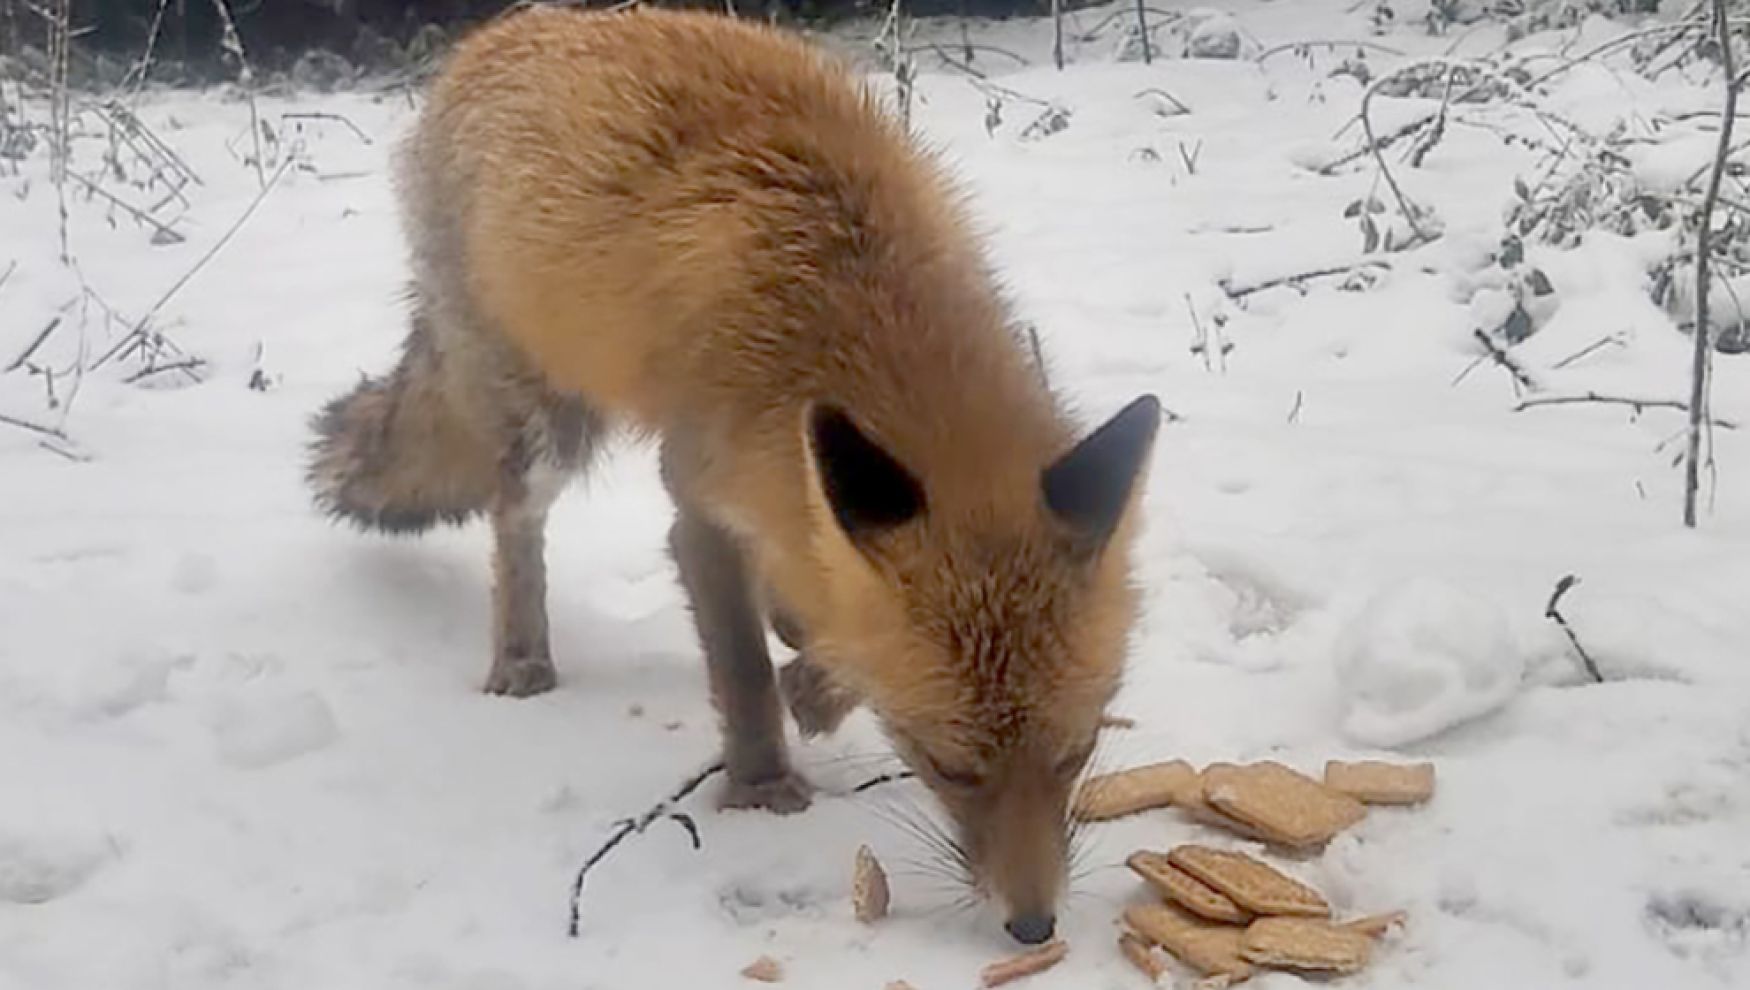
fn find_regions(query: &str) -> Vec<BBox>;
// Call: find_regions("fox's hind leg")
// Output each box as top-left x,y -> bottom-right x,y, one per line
486,393 -> 599,697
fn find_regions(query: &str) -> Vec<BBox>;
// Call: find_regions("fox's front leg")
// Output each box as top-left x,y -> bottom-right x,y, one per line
773,624 -> 862,739
668,510 -> 812,814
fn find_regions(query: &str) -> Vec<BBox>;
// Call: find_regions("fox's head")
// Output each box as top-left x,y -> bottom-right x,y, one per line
800,394 -> 1160,945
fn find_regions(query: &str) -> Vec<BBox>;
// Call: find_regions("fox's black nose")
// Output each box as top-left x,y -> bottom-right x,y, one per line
1004,913 -> 1056,945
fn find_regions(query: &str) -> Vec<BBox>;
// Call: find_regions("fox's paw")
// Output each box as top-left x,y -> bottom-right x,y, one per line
720,771 -> 813,815
484,656 -> 558,698
779,657 -> 859,739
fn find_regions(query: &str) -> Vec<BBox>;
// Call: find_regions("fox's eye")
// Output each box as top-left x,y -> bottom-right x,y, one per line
1055,744 -> 1095,778
926,755 -> 984,789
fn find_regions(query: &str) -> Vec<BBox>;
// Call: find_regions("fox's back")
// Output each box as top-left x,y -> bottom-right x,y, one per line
405,8 -> 1060,498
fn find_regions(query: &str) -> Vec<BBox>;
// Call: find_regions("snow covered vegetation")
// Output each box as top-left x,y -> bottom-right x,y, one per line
2,1 -> 1748,988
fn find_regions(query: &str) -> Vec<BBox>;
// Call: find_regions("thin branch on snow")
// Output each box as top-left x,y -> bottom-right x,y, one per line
94,159 -> 292,371
5,316 -> 62,373
1470,327 -> 1540,394
1514,392 -> 1739,429
0,411 -> 68,441
567,761 -> 722,938
1686,0 -> 1738,529
1221,261 -> 1390,300
1545,575 -> 1603,684
565,762 -> 919,937
1256,39 -> 1407,63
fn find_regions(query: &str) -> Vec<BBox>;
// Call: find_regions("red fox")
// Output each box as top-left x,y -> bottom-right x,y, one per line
308,6 -> 1158,944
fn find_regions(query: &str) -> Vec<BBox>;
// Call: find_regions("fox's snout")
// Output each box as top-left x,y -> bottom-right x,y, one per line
950,767 -> 1071,946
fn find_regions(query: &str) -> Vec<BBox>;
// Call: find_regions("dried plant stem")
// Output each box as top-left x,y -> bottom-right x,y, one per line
1686,0 -> 1738,529
48,0 -> 71,263
208,0 -> 265,188
1516,391 -> 1739,429
1051,0 -> 1064,70
95,159 -> 292,370
1545,575 -> 1603,684
1134,0 -> 1151,65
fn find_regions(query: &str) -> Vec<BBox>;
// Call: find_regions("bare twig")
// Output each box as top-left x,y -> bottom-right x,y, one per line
280,112 -> 374,145
1471,327 -> 1539,394
208,0 -> 265,188
94,159 -> 292,370
1256,39 -> 1407,63
1687,0 -> 1738,529
122,357 -> 205,384
1134,0 -> 1151,65
1051,0 -> 1064,71
66,171 -> 185,244
1544,575 -> 1603,684
566,760 -> 722,938
1515,392 -> 1739,429
1550,333 -> 1626,370
1221,261 -> 1390,299
0,411 -> 67,440
5,316 -> 61,373
1133,87 -> 1191,116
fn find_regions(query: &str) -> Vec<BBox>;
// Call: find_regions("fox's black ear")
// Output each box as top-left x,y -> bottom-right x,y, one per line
808,405 -> 925,539
1042,395 -> 1160,552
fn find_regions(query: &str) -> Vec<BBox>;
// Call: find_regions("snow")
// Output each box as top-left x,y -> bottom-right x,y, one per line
3,2 -> 1750,988
1332,576 -> 1523,747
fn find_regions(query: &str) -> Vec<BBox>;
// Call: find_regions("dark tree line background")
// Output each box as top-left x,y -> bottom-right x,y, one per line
0,0 -> 1055,84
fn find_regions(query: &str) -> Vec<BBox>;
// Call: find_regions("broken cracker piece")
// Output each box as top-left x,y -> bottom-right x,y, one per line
1073,760 -> 1197,821
1204,762 -> 1366,848
1177,767 -> 1275,842
740,955 -> 784,983
1324,760 -> 1435,806
1124,903 -> 1255,982
980,938 -> 1068,987
1101,714 -> 1139,730
1344,910 -> 1407,938
852,845 -> 890,923
1127,850 -> 1250,923
1119,931 -> 1170,983
1240,916 -> 1371,974
1166,845 -> 1329,918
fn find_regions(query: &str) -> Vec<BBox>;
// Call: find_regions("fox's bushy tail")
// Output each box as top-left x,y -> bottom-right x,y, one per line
307,315 -> 497,534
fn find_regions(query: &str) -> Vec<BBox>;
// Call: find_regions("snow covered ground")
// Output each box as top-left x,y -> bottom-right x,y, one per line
3,2 -> 1749,988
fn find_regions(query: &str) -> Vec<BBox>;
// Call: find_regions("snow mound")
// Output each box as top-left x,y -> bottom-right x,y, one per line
1333,578 -> 1525,746
0,828 -> 112,904
210,689 -> 340,770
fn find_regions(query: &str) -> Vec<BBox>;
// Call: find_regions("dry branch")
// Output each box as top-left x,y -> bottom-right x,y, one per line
1515,391 -> 1739,429
566,761 -> 721,938
1686,0 -> 1739,529
1545,575 -> 1603,684
94,158 -> 291,371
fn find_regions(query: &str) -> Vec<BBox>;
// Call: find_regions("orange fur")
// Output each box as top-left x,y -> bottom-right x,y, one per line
319,6 -> 1159,937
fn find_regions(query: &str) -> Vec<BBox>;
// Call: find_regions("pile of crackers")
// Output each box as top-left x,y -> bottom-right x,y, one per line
1077,758 -> 1434,984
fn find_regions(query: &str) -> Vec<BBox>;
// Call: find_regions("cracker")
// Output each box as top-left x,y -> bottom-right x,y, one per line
1127,850 -> 1250,923
1101,714 -> 1139,730
1204,762 -> 1366,848
980,939 -> 1068,987
1166,845 -> 1329,918
1123,903 -> 1255,982
852,845 -> 890,923
1073,760 -> 1196,821
1119,931 -> 1171,983
740,956 -> 784,983
1324,760 -> 1436,806
1240,917 -> 1371,974
1344,910 -> 1407,938
1176,767 -> 1275,841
